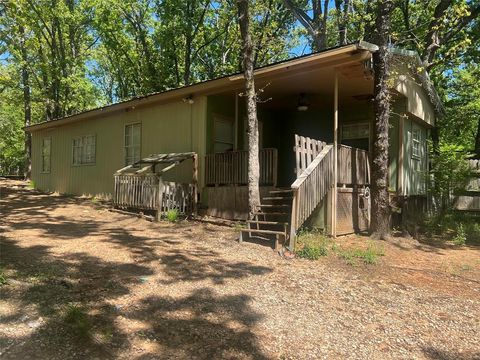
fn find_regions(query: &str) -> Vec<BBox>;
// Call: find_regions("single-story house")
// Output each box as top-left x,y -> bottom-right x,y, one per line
25,41 -> 440,247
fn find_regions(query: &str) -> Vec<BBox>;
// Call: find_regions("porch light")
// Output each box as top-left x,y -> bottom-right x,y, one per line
297,93 -> 309,111
182,95 -> 194,104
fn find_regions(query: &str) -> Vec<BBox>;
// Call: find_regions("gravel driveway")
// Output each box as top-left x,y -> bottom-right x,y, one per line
1,180 -> 479,359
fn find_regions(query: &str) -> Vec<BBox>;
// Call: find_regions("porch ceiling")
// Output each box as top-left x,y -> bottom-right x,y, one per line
259,62 -> 373,109
219,60 -> 374,109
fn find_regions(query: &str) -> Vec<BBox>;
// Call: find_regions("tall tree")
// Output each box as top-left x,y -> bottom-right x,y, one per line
237,0 -> 261,218
370,0 -> 395,239
282,0 -> 330,51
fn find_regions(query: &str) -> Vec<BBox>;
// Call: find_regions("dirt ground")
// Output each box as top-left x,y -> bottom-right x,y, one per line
1,180 -> 479,360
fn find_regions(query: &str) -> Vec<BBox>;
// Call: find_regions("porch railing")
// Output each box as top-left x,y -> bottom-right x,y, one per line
337,144 -> 370,186
113,175 -> 195,214
290,145 -> 335,248
205,148 -> 278,186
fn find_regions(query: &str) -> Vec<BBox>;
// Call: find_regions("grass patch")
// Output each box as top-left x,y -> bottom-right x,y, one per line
64,304 -> 91,338
295,228 -> 331,260
27,180 -> 36,189
233,222 -> 246,231
165,209 -> 179,223
0,268 -> 7,285
337,241 -> 385,265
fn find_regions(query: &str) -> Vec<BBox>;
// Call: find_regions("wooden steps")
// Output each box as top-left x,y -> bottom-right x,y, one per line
239,188 -> 293,250
268,189 -> 293,194
262,196 -> 293,201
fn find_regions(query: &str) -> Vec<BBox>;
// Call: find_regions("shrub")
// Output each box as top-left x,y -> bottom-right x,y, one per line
453,223 -> 467,245
166,209 -> 179,223
296,243 -> 327,260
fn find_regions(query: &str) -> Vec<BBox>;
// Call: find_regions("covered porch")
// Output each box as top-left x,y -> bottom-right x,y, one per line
203,48 -> 376,241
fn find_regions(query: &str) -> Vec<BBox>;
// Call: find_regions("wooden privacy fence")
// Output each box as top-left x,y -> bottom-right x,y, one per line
205,148 -> 278,186
294,134 -> 327,175
337,144 -> 370,186
290,145 -> 335,247
454,159 -> 480,211
113,175 -> 195,214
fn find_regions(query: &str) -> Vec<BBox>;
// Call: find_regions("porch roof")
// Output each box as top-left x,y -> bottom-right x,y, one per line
26,42 -> 376,132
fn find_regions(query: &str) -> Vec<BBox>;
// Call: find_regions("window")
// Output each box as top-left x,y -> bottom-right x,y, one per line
41,138 -> 51,173
341,123 -> 370,151
412,129 -> 421,159
214,116 -> 234,153
342,123 -> 370,140
72,135 -> 96,165
125,123 -> 141,165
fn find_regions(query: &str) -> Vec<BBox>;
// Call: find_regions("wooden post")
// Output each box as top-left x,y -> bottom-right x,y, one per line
288,190 -> 298,250
157,176 -> 164,221
332,71 -> 338,238
192,154 -> 198,215
235,91 -> 239,150
397,115 -> 404,195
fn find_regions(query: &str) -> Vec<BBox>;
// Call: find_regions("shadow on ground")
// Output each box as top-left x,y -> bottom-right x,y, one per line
1,182 -> 272,359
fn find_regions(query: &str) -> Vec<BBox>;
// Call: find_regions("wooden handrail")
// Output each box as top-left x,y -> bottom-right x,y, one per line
289,145 -> 335,249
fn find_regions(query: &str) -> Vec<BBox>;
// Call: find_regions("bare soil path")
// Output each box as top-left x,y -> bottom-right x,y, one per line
1,180 -> 479,359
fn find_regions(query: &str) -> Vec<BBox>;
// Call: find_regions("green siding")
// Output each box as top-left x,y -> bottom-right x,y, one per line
31,96 -> 207,198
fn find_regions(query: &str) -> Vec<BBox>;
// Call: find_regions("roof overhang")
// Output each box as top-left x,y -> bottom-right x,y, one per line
25,42 -> 377,133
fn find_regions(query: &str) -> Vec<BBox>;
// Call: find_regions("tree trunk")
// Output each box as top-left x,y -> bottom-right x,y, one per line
475,118 -> 480,157
237,0 -> 261,218
20,26 -> 32,180
370,0 -> 394,239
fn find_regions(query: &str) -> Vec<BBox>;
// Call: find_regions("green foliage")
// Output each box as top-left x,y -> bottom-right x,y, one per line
0,268 -> 7,285
233,222 -> 246,231
337,241 -> 385,265
166,209 -> 178,223
429,142 -> 472,210
295,228 -> 330,260
64,304 -> 91,338
424,212 -> 480,245
453,224 -> 467,246
27,180 -> 36,189
441,64 -> 480,151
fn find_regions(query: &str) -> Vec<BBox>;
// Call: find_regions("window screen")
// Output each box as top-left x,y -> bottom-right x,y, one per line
72,135 -> 96,165
214,117 -> 234,153
125,123 -> 141,165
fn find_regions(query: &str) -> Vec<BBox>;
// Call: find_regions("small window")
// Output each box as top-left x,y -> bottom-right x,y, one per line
42,138 -> 51,173
342,123 -> 370,140
72,135 -> 96,165
125,123 -> 141,165
412,129 -> 421,159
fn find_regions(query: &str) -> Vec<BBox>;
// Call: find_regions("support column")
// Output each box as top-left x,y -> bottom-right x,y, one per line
332,72 -> 338,238
234,91 -> 239,150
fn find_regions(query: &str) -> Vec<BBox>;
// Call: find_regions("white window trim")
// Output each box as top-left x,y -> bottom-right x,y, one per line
411,129 -> 421,160
124,123 -> 141,166
41,137 -> 51,174
72,134 -> 96,166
